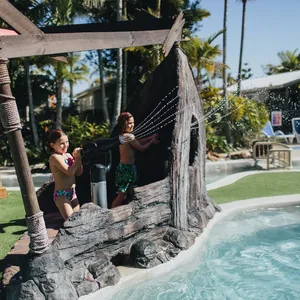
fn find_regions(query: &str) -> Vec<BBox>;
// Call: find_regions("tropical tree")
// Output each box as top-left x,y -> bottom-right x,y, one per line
65,53 -> 89,104
44,0 -> 74,129
25,59 -> 40,148
237,0 -> 251,96
223,0 -> 230,143
264,49 -> 300,75
182,29 -> 224,90
111,0 -> 123,128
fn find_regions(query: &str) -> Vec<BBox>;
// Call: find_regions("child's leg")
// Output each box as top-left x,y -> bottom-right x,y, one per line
71,198 -> 80,213
55,196 -> 74,220
111,191 -> 126,208
124,188 -> 133,204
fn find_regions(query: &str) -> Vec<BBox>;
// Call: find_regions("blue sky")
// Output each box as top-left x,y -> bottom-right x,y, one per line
74,0 -> 300,95
198,0 -> 300,78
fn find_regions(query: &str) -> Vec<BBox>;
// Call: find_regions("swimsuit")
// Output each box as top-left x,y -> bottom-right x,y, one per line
115,163 -> 137,193
53,187 -> 77,202
116,134 -> 137,192
53,154 -> 77,202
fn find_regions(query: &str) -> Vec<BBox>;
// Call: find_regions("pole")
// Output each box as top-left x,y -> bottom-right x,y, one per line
0,58 -> 49,254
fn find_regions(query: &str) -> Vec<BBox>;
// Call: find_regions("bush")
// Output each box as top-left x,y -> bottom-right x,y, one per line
201,86 -> 269,152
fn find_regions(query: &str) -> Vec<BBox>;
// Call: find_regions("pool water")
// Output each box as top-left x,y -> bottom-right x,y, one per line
111,206 -> 300,300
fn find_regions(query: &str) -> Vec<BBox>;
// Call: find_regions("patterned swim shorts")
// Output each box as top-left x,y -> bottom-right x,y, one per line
115,163 -> 137,193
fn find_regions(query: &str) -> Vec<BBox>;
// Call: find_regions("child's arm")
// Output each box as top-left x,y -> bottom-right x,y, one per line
50,154 -> 82,177
137,133 -> 159,145
72,148 -> 83,176
130,138 -> 159,152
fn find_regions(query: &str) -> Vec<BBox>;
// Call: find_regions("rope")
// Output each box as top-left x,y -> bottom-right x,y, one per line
0,59 -> 22,134
26,211 -> 49,254
0,58 -> 11,85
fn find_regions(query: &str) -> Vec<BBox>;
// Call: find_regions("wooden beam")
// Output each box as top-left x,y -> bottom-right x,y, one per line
40,19 -> 175,34
0,0 -> 67,63
0,29 -> 181,59
162,12 -> 185,57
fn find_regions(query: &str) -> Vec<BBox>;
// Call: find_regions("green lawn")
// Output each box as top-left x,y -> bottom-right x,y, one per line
0,191 -> 25,281
208,172 -> 300,204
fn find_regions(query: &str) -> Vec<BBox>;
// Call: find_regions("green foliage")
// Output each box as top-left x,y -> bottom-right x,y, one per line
40,115 -> 110,150
201,87 -> 269,152
265,49 -> 300,74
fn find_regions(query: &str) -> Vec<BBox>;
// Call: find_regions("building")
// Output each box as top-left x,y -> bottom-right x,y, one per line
227,70 -> 300,130
74,84 -> 102,113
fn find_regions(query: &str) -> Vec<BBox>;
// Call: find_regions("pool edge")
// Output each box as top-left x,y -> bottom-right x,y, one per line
79,194 -> 300,300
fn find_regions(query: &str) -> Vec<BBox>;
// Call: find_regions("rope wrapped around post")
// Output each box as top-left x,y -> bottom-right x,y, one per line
26,211 -> 49,254
0,58 -> 49,254
0,58 -> 21,134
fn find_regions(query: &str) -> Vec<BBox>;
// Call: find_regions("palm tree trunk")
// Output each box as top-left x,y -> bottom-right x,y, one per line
223,0 -> 231,143
155,0 -> 161,66
25,59 -> 40,148
156,0 -> 161,17
56,63 -> 63,129
122,0 -> 128,110
237,0 -> 247,97
97,50 -> 110,125
111,0 -> 123,128
122,49 -> 127,110
69,53 -> 74,104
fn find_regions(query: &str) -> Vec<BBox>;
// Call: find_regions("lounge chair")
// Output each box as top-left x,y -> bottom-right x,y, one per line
292,118 -> 300,143
261,121 -> 294,143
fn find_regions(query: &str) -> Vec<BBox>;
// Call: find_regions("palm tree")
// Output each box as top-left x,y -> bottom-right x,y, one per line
84,0 -> 123,128
237,0 -> 250,97
111,0 -> 123,128
182,29 -> 224,90
25,58 -> 40,148
223,0 -> 231,143
45,0 -> 74,128
122,0 -> 128,111
264,49 -> 300,74
65,53 -> 89,104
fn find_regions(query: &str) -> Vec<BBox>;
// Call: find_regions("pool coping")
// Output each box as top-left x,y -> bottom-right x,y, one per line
79,194 -> 300,300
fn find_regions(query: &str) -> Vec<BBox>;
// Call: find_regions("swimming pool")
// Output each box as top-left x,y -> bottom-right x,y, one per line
110,206 -> 300,300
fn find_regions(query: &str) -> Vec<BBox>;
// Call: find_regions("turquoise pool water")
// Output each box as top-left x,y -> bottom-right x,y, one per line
112,206 -> 300,300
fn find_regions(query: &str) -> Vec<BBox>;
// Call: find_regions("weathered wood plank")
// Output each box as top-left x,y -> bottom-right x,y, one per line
0,0 -> 67,62
40,19 -> 175,34
0,29 -> 180,58
0,0 -> 43,35
162,12 -> 185,57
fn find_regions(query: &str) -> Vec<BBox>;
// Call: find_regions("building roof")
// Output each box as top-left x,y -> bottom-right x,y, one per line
227,70 -> 300,93
74,84 -> 100,99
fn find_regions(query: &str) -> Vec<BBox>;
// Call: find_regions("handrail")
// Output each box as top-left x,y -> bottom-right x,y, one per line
253,141 -> 292,170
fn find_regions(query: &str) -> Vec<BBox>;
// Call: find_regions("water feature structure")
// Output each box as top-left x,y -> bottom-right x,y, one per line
0,3 -> 221,299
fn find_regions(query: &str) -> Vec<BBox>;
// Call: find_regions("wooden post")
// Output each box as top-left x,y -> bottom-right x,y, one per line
0,58 -> 49,254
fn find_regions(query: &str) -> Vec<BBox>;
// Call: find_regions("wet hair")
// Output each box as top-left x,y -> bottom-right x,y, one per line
47,129 -> 66,153
117,112 -> 133,134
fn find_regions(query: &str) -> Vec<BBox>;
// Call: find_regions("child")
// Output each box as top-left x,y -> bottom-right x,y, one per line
111,112 -> 159,208
48,129 -> 83,220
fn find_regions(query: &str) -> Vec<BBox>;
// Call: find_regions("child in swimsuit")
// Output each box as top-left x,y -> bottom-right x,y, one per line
111,112 -> 159,208
48,129 -> 83,220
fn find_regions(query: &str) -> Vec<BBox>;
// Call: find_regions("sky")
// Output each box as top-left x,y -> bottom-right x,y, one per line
198,0 -> 300,79
74,0 -> 300,95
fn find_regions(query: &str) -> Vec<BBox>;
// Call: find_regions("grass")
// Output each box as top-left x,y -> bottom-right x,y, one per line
0,191 -> 25,282
208,172 -> 300,204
